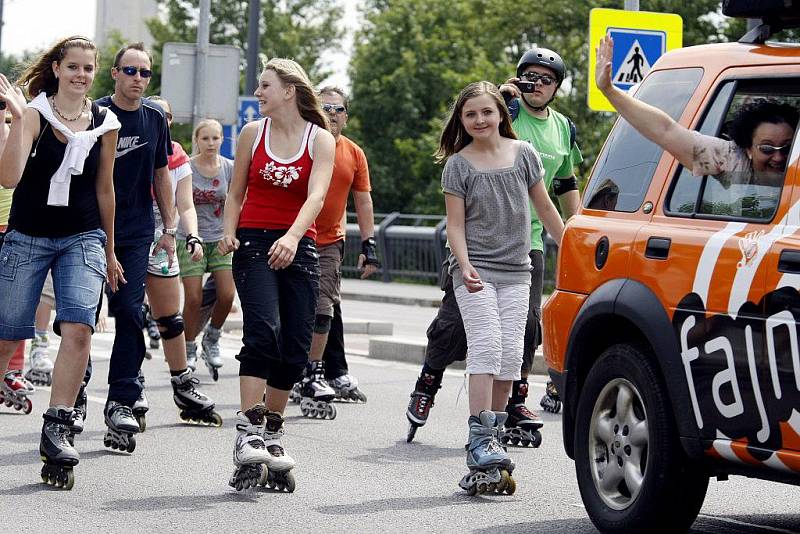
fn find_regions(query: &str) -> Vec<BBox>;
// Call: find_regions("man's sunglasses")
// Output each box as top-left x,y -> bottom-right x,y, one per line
322,103 -> 346,114
757,143 -> 791,156
117,66 -> 153,78
521,72 -> 556,86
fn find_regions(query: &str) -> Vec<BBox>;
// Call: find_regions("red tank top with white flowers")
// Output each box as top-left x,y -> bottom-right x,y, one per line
238,117 -> 319,240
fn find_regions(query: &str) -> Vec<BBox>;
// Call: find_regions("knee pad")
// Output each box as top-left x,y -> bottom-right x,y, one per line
155,312 -> 184,340
314,314 -> 332,334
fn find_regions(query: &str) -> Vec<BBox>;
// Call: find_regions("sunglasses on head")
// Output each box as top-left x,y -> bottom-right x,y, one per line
117,65 -> 152,78
521,72 -> 556,86
757,143 -> 791,156
322,103 -> 346,114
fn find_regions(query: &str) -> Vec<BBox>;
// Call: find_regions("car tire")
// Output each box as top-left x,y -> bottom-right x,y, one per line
574,343 -> 709,533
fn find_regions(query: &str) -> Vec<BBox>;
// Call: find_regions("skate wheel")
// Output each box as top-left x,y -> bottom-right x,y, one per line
531,431 -> 542,448
210,413 -> 223,427
511,437 -> 520,446
136,415 -> 146,432
13,402 -> 21,411
520,439 -> 530,447
212,368 -> 219,382
501,471 -> 516,495
500,435 -> 509,445
23,398 -> 33,415
467,484 -> 479,496
326,404 -> 336,420
4,400 -> 12,407
284,471 -> 295,493
127,436 -> 136,453
406,423 -> 418,443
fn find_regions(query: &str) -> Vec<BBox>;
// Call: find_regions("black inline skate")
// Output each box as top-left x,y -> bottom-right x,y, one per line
40,407 -> 79,490
299,361 -> 336,419
405,368 -> 443,443
67,382 -> 88,445
500,379 -> 543,448
171,369 -> 223,426
540,380 -> 562,414
103,401 -> 139,453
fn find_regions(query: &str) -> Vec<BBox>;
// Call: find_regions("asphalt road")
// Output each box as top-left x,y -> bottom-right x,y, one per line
1,328 -> 799,534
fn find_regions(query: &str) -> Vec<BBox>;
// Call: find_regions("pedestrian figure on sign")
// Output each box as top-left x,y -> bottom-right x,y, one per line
625,46 -> 645,83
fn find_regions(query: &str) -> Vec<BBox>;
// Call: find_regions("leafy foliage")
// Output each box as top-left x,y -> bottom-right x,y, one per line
348,0 -> 742,215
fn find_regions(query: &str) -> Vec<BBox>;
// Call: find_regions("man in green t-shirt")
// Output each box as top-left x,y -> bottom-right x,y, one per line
405,47 -> 581,445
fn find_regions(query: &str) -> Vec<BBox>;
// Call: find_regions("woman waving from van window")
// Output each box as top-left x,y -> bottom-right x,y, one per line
596,35 -> 797,188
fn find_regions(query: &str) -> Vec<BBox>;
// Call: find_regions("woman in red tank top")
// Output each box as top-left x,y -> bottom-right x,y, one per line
220,58 -> 335,490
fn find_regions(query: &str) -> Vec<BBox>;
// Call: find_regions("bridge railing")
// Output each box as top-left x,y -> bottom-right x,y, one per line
340,212 -> 558,289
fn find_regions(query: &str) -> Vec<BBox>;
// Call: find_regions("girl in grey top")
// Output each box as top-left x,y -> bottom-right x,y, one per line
438,81 -> 564,494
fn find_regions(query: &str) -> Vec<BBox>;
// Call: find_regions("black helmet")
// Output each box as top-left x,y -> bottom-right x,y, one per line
516,47 -> 566,84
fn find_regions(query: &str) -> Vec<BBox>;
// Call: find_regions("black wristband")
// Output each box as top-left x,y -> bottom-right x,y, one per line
553,177 -> 578,196
186,234 -> 203,253
361,237 -> 381,267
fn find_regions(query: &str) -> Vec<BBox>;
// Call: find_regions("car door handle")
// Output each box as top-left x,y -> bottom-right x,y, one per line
645,237 -> 671,260
778,249 -> 800,274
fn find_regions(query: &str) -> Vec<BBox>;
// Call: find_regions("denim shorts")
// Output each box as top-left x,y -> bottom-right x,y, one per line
233,228 -> 320,390
0,229 -> 107,339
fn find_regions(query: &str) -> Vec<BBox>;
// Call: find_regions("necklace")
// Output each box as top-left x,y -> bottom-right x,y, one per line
51,96 -> 88,122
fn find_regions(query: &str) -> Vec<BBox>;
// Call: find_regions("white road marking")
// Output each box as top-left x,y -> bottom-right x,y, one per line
698,514 -> 799,533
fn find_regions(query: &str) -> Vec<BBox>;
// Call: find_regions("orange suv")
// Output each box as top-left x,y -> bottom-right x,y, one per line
543,4 -> 800,533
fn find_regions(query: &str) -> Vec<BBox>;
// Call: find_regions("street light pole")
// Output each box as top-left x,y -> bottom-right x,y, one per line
194,0 -> 210,131
246,0 -> 261,94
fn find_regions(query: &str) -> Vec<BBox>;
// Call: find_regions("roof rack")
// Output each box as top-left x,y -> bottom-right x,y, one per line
721,0 -> 800,44
739,17 -> 800,45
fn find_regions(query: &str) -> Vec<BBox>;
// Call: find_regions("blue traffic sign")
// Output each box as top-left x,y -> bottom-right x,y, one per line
220,124 -> 236,159
238,96 -> 260,129
608,28 -> 666,91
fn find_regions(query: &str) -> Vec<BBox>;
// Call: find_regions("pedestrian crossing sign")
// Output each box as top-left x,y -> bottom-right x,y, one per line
588,8 -> 683,112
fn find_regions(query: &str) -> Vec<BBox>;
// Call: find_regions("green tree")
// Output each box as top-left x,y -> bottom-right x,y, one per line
146,0 -> 345,97
349,0 -> 735,215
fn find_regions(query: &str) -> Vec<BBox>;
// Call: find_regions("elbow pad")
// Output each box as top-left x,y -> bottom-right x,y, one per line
552,177 -> 578,196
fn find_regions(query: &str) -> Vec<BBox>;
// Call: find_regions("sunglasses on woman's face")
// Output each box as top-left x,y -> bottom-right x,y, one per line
757,143 -> 791,156
322,103 -> 346,114
521,72 -> 556,86
117,66 -> 153,78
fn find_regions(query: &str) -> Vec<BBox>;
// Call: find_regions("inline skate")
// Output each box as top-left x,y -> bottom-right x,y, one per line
229,404 -> 270,491
171,369 -> 223,426
103,400 -> 138,453
289,382 -> 302,404
26,333 -> 54,386
500,379 -> 543,447
257,410 -> 295,492
132,371 -> 149,432
40,407 -> 79,490
67,382 -> 88,445
329,374 -> 367,403
405,369 -> 442,443
299,361 -> 336,419
459,410 -> 516,496
540,380 -> 562,414
201,324 -> 223,381
186,340 -> 198,372
1,370 -> 33,414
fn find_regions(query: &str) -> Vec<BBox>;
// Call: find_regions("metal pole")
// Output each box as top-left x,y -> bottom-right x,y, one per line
246,0 -> 261,94
624,0 -> 639,10
194,0 -> 211,131
746,18 -> 760,32
0,0 -> 5,58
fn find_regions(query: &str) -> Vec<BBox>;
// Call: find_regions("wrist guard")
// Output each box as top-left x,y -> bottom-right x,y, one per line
361,237 -> 381,267
186,234 -> 203,254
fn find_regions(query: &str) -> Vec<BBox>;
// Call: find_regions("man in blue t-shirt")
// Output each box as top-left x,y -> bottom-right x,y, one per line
91,42 -> 176,448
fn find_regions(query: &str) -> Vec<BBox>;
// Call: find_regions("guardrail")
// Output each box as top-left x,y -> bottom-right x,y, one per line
341,212 -> 558,289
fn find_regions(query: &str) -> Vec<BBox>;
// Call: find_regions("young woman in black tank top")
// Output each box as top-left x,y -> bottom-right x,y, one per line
0,36 -> 120,489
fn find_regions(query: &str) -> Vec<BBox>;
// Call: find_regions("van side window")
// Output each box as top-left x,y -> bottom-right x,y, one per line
666,78 -> 800,222
584,68 -> 703,212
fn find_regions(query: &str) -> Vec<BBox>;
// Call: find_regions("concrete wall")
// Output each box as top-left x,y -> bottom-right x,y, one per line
95,0 -> 158,48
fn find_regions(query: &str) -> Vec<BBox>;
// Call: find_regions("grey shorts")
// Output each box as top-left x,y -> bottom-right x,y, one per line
315,240 -> 344,317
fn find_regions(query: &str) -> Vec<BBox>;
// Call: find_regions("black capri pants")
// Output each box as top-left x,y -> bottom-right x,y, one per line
425,250 -> 543,372
233,229 -> 320,390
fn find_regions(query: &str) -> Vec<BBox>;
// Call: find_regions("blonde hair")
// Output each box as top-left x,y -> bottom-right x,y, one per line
435,81 -> 516,163
18,36 -> 97,98
263,58 -> 329,131
192,119 -> 223,155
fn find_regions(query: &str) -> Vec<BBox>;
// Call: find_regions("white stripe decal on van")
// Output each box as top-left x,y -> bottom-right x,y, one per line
693,222 -> 746,305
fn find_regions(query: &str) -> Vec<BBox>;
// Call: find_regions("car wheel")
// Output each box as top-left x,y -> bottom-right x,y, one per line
574,343 -> 709,533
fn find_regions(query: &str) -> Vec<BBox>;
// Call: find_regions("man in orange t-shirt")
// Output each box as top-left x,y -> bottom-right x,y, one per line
304,86 -> 378,403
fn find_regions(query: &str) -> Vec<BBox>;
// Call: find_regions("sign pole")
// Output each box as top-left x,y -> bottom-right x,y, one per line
246,0 -> 261,94
624,0 -> 639,10
194,0 -> 211,134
